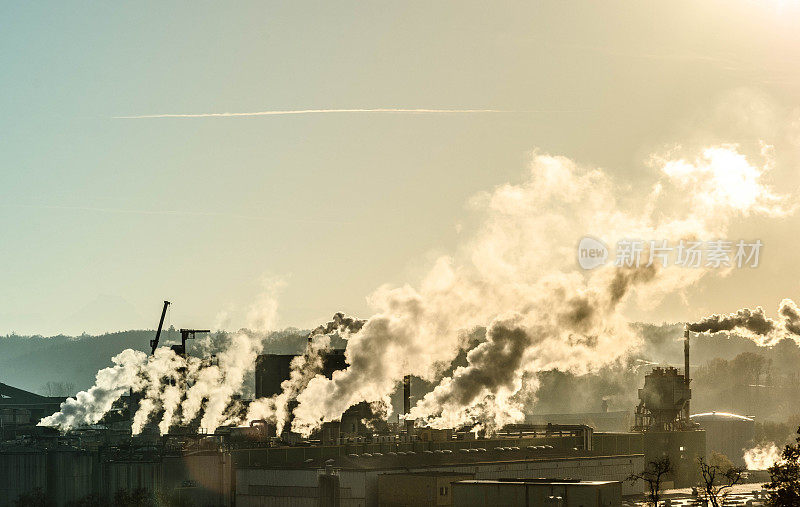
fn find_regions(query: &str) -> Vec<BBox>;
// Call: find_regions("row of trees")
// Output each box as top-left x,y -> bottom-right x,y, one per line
629,426 -> 800,506
14,488 -> 190,507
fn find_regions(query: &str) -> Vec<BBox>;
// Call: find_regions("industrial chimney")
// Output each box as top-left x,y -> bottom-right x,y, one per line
684,325 -> 690,386
684,325 -> 691,420
402,375 -> 414,435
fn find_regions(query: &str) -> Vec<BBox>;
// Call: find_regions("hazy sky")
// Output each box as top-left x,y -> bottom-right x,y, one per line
2,1 -> 800,335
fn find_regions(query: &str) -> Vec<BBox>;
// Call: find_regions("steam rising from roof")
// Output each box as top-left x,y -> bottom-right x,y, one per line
245,312 -> 364,433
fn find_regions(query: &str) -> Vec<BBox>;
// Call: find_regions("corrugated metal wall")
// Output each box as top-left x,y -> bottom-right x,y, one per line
235,455 -> 645,507
0,450 -> 94,507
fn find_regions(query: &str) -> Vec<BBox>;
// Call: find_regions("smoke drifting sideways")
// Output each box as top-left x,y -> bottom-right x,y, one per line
287,144 -> 793,436
689,299 -> 800,346
39,285 -> 285,434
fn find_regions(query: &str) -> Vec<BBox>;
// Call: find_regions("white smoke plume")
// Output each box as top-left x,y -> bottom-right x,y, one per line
778,298 -> 800,336
689,298 -> 800,346
40,283 -> 283,434
246,334 -> 332,433
245,312 -> 364,433
131,348 -> 186,434
744,442 -> 783,469
310,312 -> 365,337
158,375 -> 188,435
176,281 -> 283,433
39,349 -> 148,430
290,144 -> 791,436
655,143 -> 792,219
196,331 -> 265,433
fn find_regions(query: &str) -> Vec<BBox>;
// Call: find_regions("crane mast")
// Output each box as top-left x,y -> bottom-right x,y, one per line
150,300 -> 171,354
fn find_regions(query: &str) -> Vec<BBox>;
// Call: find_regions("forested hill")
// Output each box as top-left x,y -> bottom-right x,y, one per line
0,328 -> 329,395
3,323 -> 799,429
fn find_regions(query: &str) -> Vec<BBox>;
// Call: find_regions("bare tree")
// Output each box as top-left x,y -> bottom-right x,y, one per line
627,457 -> 672,506
764,425 -> 800,506
41,381 -> 76,397
697,454 -> 745,507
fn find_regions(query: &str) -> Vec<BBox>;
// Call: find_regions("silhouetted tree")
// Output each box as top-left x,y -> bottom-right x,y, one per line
764,425 -> 800,506
627,457 -> 672,506
112,489 -> 155,507
697,453 -> 745,507
41,381 -> 76,397
13,488 -> 52,507
66,493 -> 101,507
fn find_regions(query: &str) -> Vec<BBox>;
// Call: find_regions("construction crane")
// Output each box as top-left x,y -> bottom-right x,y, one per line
150,301 -> 171,355
171,329 -> 210,357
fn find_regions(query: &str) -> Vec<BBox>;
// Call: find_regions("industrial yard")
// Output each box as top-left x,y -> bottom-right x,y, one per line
0,321 -> 780,506
5,2 -> 800,505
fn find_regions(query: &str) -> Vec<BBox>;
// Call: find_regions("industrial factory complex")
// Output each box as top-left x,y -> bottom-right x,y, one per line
1,324 -> 768,507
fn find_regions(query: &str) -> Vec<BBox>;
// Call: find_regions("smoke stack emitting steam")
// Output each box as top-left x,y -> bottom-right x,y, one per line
40,144 -> 793,435
688,299 -> 800,346
684,325 -> 690,420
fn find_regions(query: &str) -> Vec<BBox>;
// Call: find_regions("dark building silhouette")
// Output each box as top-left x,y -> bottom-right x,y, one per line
255,349 -> 347,398
0,382 -> 65,431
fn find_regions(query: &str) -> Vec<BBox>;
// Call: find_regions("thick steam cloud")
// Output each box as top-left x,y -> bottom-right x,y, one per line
287,144 -> 791,436
41,143 -> 793,438
743,442 -> 783,470
39,286 -> 283,434
689,298 -> 800,346
246,312 -> 365,433
40,349 -> 148,430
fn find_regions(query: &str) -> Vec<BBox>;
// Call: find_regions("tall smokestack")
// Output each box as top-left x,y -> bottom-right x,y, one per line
684,325 -> 690,387
684,325 -> 691,420
402,375 -> 413,435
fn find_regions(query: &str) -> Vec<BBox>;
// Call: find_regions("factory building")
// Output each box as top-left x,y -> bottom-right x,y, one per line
1,323 -> 720,505
377,471 -> 474,507
234,452 -> 643,506
690,412 -> 755,467
255,349 -> 347,398
452,478 -> 622,507
0,445 -> 94,506
525,411 -> 632,433
0,440 -> 233,507
0,382 -> 66,432
628,328 -> 707,488
229,427 -> 646,505
255,349 -> 386,439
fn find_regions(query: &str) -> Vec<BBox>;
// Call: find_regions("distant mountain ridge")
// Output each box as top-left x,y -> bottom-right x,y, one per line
3,322 -> 798,421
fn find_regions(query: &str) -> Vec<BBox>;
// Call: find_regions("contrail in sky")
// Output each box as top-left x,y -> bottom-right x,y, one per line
113,108 -> 568,119
4,203 -> 349,225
